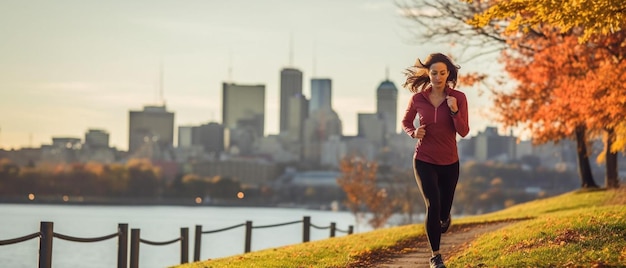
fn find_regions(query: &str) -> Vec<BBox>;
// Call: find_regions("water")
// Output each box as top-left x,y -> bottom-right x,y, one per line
0,204 -> 371,268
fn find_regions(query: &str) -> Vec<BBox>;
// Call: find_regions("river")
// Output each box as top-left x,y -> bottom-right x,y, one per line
0,204 -> 373,268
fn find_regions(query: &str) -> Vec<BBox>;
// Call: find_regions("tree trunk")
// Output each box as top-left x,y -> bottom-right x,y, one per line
574,125 -> 598,188
605,128 -> 619,188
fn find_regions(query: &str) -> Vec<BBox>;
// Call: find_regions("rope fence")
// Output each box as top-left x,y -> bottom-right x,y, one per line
0,216 -> 354,268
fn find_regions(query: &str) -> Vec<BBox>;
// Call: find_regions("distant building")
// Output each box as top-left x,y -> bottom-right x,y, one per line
222,83 -> 265,155
284,93 -> 309,159
279,68 -> 303,134
462,127 -> 516,162
42,137 -> 82,163
303,109 -> 343,166
178,126 -> 193,148
309,78 -> 332,113
85,129 -> 109,149
357,113 -> 385,147
193,122 -> 225,154
192,158 -> 280,187
320,135 -> 345,168
128,105 -> 175,157
376,79 -> 398,139
343,135 -> 377,162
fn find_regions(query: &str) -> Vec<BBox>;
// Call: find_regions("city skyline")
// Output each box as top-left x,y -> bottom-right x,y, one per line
0,0 -> 499,151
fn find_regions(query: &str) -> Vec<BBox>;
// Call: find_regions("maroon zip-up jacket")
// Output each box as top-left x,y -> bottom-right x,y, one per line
402,87 -> 470,165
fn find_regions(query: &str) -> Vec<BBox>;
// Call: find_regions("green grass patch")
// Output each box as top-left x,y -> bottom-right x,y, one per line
173,224 -> 425,268
449,205 -> 626,267
173,188 -> 626,268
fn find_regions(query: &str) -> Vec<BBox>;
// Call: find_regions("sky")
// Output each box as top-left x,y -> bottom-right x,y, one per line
0,0 -> 501,151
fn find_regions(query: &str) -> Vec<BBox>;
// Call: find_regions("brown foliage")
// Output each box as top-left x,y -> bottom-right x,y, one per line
337,156 -> 394,229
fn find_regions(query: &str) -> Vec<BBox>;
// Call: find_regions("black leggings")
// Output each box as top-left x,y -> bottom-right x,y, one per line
413,159 -> 459,252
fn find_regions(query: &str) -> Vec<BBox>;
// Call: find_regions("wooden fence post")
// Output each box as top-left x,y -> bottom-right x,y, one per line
348,225 -> 354,234
302,216 -> 310,242
330,222 -> 336,238
118,223 -> 128,268
244,221 -> 252,253
180,227 -> 189,264
130,229 -> 140,268
193,225 -> 202,261
39,221 -> 53,268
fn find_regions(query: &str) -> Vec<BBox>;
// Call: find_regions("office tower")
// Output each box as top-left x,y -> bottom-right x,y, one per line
222,82 -> 265,135
85,129 -> 109,148
222,83 -> 265,154
194,122 -> 225,154
128,105 -> 175,154
376,79 -> 398,136
303,109 -> 342,165
279,68 -> 303,134
287,93 -> 309,141
309,78 -> 332,113
285,93 -> 309,159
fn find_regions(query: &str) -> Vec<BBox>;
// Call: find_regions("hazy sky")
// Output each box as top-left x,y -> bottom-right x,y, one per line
0,0 -> 498,151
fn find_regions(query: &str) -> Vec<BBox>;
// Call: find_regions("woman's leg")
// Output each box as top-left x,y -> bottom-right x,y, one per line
413,159 -> 442,252
438,161 -> 460,224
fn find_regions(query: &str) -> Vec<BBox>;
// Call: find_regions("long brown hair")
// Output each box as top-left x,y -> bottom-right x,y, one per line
402,53 -> 460,93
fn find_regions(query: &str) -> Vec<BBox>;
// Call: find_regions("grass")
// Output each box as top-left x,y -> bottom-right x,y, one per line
172,187 -> 626,268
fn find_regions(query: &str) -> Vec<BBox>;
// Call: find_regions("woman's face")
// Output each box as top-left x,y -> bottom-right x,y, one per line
429,62 -> 449,90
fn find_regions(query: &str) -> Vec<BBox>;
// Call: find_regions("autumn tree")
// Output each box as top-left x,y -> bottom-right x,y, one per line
467,0 -> 626,41
468,1 -> 626,188
337,156 -> 394,229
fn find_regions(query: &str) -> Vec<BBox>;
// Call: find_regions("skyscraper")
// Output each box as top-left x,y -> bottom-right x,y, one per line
309,78 -> 332,113
376,79 -> 398,136
222,82 -> 265,135
222,83 -> 265,154
279,68 -> 303,134
128,105 -> 175,155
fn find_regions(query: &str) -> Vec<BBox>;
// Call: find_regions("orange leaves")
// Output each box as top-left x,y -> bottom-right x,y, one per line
469,0 -> 626,42
337,156 -> 393,229
492,23 -> 626,147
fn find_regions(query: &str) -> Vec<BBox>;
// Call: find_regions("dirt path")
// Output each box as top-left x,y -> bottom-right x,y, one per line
373,221 -> 512,268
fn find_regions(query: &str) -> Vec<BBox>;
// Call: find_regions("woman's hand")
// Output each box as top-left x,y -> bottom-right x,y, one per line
413,125 -> 426,139
446,95 -> 458,113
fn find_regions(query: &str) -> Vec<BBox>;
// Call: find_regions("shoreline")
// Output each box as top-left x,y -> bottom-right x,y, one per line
0,196 -> 341,211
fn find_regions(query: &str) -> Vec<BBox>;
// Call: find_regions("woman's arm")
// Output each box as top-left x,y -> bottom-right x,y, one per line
452,92 -> 470,137
401,95 -> 418,138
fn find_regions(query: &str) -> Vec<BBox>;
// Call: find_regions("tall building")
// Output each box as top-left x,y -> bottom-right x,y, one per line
284,93 -> 309,159
222,83 -> 265,154
279,68 -> 303,134
303,109 -> 342,166
309,78 -> 332,113
128,105 -> 175,155
376,79 -> 398,136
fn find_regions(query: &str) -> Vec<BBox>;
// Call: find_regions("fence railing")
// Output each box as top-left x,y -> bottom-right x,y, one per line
0,216 -> 354,268
192,216 -> 354,261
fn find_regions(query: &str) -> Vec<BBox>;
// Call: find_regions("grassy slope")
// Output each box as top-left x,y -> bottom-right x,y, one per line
173,188 -> 626,268
449,188 -> 626,267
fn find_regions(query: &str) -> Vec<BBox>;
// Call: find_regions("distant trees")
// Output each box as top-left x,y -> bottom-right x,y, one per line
0,158 -> 241,202
454,161 -> 579,214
